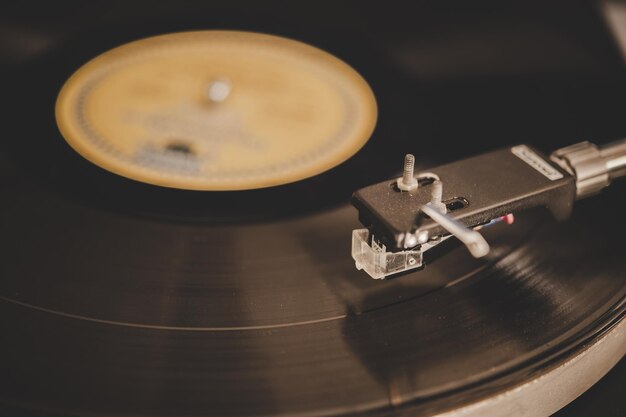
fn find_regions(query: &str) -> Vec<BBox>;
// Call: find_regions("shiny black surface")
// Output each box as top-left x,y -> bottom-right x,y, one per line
1,1 -> 626,416
353,147 -> 576,250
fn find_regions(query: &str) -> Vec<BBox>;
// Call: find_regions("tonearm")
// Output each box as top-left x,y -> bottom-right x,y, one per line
351,140 -> 626,279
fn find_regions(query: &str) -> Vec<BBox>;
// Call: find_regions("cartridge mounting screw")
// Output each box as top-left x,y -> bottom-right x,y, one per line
397,154 -> 418,191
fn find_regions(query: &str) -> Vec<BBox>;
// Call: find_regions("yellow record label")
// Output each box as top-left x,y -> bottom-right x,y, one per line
55,31 -> 377,190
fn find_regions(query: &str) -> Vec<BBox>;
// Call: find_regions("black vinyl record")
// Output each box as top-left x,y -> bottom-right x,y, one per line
1,2 -> 625,416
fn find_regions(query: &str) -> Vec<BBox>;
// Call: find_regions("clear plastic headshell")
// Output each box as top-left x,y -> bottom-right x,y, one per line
351,229 -> 423,279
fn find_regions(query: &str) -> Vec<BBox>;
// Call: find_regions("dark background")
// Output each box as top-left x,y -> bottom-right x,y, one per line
1,1 -> 624,416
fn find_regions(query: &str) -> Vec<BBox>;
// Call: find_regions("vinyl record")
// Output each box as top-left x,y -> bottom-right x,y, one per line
1,2 -> 625,417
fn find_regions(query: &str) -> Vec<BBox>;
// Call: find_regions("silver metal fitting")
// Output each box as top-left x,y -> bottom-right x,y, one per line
428,180 -> 447,213
397,154 -> 418,191
421,204 -> 490,258
207,78 -> 232,103
551,140 -> 626,199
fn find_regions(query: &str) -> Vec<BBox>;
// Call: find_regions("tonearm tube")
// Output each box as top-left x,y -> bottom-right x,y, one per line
351,140 -> 626,279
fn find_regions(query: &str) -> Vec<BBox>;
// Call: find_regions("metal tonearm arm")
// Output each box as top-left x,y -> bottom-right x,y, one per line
351,140 -> 626,279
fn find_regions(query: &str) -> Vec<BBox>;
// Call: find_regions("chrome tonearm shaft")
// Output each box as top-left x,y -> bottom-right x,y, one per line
551,139 -> 626,199
351,139 -> 626,279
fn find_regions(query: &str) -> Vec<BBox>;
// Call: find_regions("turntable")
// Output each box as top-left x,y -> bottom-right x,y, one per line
1,2 -> 625,417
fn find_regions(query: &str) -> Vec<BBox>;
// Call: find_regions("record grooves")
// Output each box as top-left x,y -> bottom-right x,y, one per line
2,2 -> 626,417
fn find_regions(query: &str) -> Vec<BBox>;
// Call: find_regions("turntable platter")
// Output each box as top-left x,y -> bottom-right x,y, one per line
1,3 -> 626,417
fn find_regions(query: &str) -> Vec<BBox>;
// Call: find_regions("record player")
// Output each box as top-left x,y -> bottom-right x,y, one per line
1,1 -> 625,416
